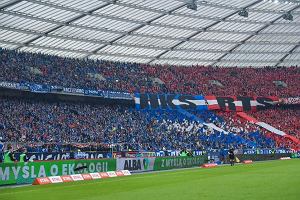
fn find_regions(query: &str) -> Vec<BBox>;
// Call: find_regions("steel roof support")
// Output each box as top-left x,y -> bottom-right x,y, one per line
15,2 -> 112,50
1,23 -> 292,55
148,0 -> 263,63
1,9 -> 299,46
275,43 -> 300,66
212,4 -> 300,66
0,0 -> 22,10
84,4 -> 187,58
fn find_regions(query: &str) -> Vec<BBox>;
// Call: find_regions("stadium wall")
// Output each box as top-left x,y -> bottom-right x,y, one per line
236,153 -> 292,162
2,81 -> 300,112
0,87 -> 134,107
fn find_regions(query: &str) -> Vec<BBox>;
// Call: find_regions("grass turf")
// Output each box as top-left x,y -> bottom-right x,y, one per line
1,159 -> 299,200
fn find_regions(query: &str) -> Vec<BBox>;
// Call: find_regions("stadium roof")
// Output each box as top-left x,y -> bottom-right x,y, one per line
0,0 -> 299,67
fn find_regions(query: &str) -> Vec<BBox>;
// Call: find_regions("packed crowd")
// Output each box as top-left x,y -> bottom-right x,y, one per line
196,111 -> 275,149
0,97 -> 146,146
0,97 -> 279,152
1,48 -> 299,97
215,110 -> 300,149
250,108 -> 300,139
0,48 -> 298,152
215,112 -> 259,134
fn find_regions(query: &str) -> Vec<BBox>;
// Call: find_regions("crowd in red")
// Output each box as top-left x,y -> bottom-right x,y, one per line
143,65 -> 300,97
251,109 -> 300,139
216,111 -> 300,149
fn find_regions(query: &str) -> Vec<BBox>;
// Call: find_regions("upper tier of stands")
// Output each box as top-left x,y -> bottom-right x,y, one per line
1,48 -> 299,97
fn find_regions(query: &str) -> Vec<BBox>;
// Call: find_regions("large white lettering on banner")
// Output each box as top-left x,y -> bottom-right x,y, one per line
116,157 -> 155,172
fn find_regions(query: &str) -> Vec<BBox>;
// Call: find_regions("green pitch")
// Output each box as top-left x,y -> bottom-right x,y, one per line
1,160 -> 300,200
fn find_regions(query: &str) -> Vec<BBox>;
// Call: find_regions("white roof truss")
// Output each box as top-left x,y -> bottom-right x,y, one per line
0,0 -> 299,67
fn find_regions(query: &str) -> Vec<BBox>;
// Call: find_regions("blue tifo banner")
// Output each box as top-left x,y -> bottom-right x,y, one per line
134,93 -> 208,110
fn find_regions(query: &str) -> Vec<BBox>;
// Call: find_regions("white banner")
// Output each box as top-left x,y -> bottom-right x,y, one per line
116,157 -> 155,173
256,122 -> 286,136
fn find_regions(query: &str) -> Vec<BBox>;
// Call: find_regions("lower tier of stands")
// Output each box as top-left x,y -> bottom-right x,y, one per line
1,97 -> 298,152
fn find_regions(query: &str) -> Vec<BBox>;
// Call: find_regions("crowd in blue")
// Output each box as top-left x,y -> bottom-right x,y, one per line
0,97 -> 275,153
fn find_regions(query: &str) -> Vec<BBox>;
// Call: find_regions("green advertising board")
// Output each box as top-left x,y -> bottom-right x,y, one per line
291,153 -> 299,158
0,159 -> 116,186
154,156 -> 207,171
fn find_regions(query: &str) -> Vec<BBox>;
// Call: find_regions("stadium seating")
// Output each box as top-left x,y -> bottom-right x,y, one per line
0,97 -> 278,152
250,108 -> 300,139
249,108 -> 300,149
216,110 -> 300,150
1,48 -> 299,97
0,48 -> 299,151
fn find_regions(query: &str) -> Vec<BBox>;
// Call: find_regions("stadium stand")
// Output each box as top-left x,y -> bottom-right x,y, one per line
0,48 -> 299,152
219,111 -> 300,150
0,97 -> 278,152
250,108 -> 300,139
1,48 -> 299,97
1,1 -> 300,198
249,108 -> 300,149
